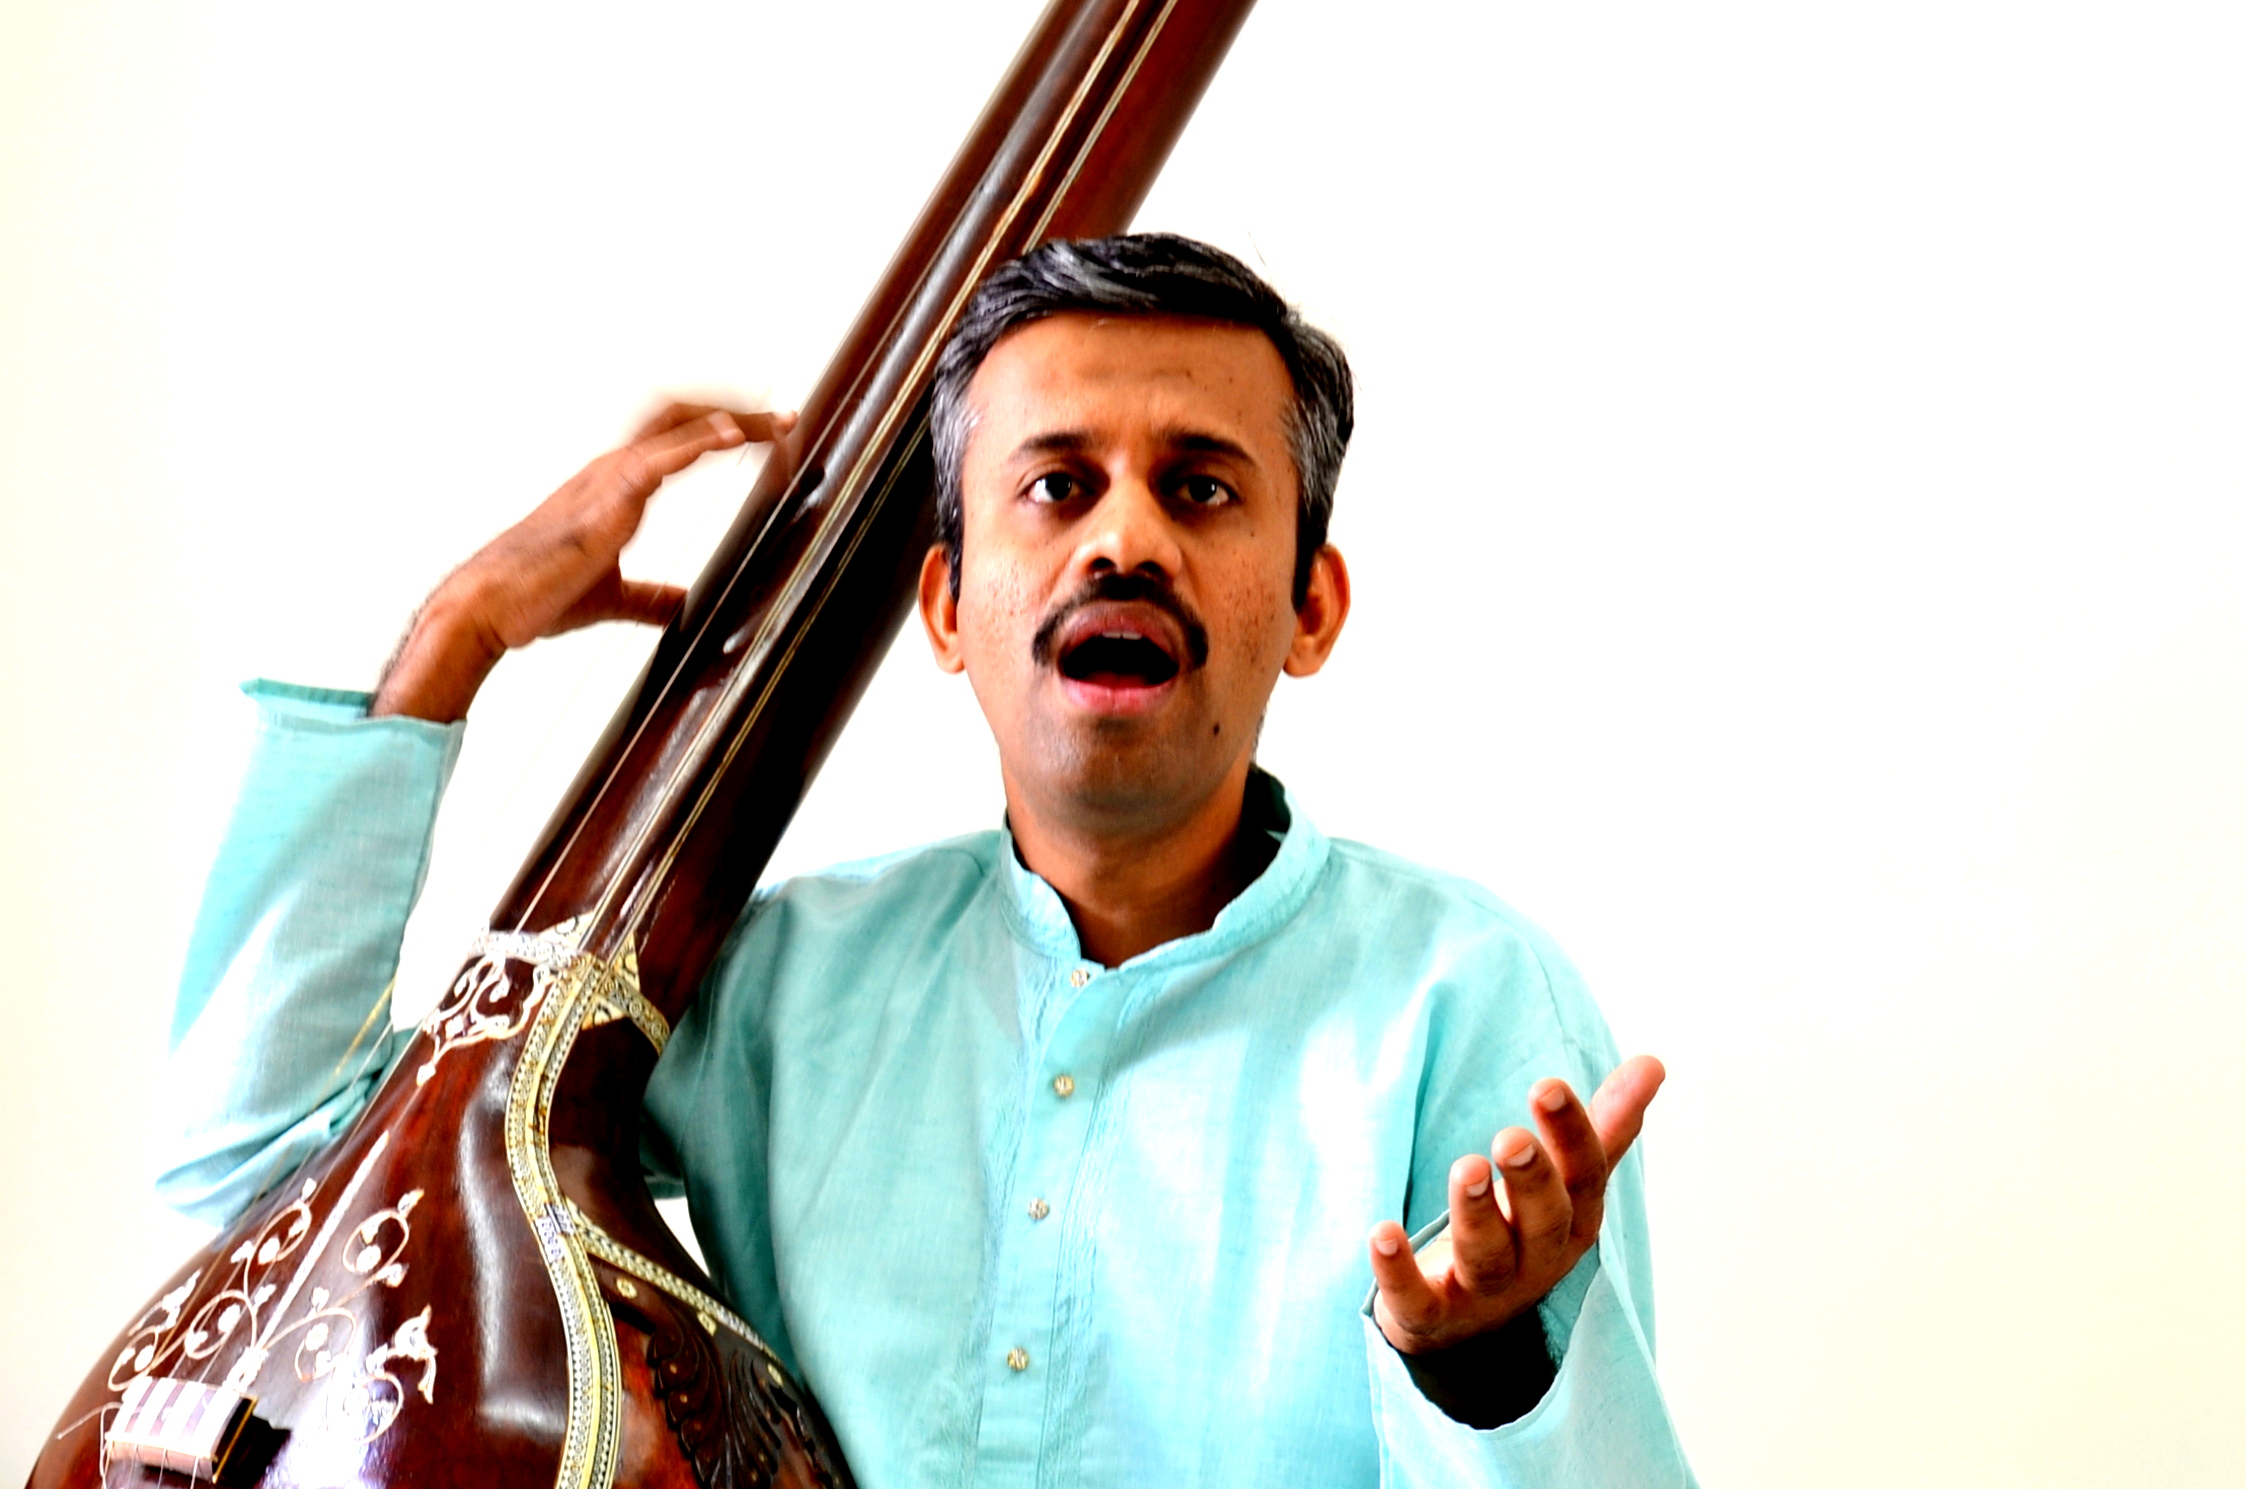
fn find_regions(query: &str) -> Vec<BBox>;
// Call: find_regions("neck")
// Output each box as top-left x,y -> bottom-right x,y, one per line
1003,755 -> 1276,967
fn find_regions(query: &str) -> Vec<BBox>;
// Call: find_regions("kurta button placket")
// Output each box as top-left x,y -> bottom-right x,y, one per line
975,953 -> 1124,1476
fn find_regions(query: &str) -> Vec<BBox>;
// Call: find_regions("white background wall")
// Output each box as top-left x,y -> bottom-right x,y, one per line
4,1 -> 2241,1481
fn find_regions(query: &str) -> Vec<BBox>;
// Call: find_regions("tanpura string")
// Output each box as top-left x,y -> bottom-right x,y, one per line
511,0 -> 1176,952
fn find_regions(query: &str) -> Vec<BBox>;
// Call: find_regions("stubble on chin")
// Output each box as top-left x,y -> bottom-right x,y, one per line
1016,687 -> 1238,834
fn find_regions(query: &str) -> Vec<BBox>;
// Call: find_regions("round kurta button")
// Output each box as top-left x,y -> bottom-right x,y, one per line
1069,967 -> 1091,988
1027,1197 -> 1050,1221
1051,1074 -> 1076,1098
1006,1347 -> 1030,1372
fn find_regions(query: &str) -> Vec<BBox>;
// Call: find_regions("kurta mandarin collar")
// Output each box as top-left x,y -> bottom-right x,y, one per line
990,768 -> 1330,972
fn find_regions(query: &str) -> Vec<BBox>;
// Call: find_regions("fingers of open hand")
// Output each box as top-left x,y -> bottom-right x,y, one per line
603,412 -> 750,501
1366,1220 -> 1447,1344
552,410 -> 781,577
1442,1151 -> 1520,1294
432,404 -> 795,666
1372,1134 -> 1570,1352
1528,1079 -> 1611,1247
629,400 -> 798,445
1370,1065 -> 1668,1355
1485,1128 -> 1574,1281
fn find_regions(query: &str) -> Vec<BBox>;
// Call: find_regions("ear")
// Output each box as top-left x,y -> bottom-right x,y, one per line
1283,544 -> 1351,678
917,545 -> 967,674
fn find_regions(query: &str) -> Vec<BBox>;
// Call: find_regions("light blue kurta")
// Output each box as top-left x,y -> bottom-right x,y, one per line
159,681 -> 1695,1488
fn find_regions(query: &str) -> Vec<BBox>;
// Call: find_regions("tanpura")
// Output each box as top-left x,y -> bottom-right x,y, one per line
29,2 -> 1259,1484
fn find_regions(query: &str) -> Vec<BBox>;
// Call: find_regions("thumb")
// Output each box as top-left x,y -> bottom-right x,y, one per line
548,578 -> 687,638
1588,1055 -> 1666,1166
611,579 -> 689,627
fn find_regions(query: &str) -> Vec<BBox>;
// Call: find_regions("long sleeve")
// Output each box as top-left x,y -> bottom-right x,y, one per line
1359,916 -> 1698,1486
154,680 -> 462,1226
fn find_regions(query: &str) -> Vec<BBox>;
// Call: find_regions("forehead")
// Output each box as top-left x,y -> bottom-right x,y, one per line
963,312 -> 1294,456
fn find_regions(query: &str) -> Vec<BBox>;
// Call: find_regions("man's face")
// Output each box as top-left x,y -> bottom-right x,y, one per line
919,311 -> 1348,838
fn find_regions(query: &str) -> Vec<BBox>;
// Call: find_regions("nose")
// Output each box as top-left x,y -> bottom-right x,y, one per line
1071,476 -> 1183,582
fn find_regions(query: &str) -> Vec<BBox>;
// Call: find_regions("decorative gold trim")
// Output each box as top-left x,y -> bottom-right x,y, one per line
566,1202 -> 762,1349
502,931 -> 636,1489
575,940 -> 670,1054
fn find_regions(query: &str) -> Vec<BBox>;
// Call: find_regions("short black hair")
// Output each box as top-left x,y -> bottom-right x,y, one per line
929,232 -> 1354,607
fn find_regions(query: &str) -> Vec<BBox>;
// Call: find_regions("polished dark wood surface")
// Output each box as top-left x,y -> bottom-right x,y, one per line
30,1 -> 1257,1485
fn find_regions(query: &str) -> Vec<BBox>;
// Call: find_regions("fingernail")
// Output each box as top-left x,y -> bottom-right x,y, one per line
710,411 -> 743,441
1373,1233 -> 1401,1257
1501,1137 -> 1537,1168
1464,1173 -> 1490,1200
775,409 -> 799,431
1536,1083 -> 1568,1114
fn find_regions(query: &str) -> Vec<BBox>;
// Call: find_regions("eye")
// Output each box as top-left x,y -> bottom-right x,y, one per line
1174,474 -> 1235,508
1026,471 -> 1084,504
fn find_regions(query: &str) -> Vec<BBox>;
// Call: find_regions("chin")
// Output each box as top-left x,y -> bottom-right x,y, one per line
1026,719 -> 1235,826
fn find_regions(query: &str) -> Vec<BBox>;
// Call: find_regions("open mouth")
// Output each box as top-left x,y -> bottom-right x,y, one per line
1058,631 -> 1182,689
1032,580 -> 1208,712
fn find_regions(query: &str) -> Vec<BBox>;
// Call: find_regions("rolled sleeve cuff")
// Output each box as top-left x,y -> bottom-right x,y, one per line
155,679 -> 465,1224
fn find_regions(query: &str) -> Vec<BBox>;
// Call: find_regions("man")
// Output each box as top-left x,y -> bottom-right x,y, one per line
160,235 -> 1694,1485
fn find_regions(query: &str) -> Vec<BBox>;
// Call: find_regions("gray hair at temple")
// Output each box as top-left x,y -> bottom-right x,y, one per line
928,232 -> 1355,608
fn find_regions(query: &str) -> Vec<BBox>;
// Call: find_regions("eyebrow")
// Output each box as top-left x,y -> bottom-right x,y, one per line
1002,427 -> 1260,466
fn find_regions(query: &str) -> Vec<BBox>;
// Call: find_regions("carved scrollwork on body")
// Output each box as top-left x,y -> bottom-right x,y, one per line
103,1166 -> 325,1392
105,1268 -> 205,1391
327,1305 -> 438,1442
417,914 -> 590,1083
93,1129 -> 440,1453
598,1261 -> 842,1489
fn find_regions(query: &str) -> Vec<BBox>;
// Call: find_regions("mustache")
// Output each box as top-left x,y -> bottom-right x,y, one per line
1030,572 -> 1211,670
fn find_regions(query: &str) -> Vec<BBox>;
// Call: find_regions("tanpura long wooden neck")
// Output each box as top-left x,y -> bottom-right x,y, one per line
490,0 -> 1258,1039
31,9 -> 1271,1488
